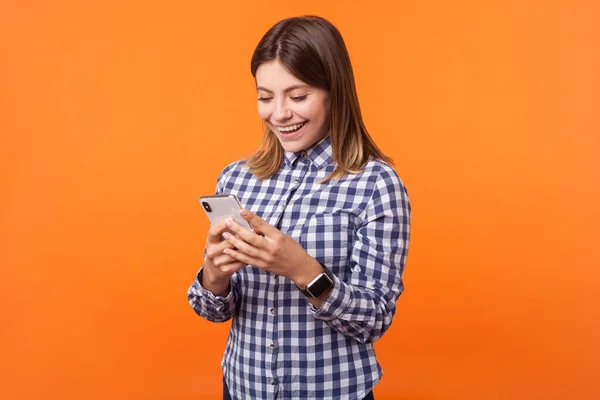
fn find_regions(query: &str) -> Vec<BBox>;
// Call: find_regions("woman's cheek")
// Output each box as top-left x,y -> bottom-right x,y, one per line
297,99 -> 318,118
257,103 -> 271,121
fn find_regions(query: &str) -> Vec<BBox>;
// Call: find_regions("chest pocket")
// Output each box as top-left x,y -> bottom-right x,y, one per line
299,212 -> 355,274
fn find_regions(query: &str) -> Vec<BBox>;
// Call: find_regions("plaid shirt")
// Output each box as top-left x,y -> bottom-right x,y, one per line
188,135 -> 411,400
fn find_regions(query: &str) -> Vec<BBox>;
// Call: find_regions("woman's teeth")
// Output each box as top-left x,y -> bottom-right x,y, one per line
277,123 -> 305,133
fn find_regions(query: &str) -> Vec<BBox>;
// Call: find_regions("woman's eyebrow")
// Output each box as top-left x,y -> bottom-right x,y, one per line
256,84 -> 310,93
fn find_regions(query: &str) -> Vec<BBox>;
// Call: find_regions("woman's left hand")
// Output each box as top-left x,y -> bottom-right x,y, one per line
221,209 -> 322,288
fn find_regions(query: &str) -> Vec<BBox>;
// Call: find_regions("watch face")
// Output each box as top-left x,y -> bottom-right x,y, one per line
307,273 -> 333,297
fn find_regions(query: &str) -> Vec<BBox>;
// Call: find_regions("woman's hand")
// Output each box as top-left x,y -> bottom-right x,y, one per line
221,209 -> 323,288
202,219 -> 247,296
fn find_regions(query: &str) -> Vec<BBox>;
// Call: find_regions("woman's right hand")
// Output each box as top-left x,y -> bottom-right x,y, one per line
201,219 -> 247,296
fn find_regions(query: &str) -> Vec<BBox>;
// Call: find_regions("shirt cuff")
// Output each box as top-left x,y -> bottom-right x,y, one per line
309,276 -> 352,320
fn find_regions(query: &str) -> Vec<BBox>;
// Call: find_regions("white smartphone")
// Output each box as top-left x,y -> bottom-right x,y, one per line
199,194 -> 254,231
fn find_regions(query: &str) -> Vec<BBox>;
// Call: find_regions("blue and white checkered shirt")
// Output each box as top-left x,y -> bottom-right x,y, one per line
188,135 -> 411,400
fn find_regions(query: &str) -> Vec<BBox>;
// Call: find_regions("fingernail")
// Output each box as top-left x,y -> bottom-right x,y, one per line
240,209 -> 248,216
225,219 -> 233,227
222,232 -> 230,239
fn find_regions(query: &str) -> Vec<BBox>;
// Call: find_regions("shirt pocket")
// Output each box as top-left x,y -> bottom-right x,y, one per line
299,212 -> 355,273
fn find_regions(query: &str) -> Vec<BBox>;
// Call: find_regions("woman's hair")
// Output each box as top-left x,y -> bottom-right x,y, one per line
246,15 -> 393,181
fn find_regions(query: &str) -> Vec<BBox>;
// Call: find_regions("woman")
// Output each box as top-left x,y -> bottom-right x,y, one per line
188,15 -> 411,400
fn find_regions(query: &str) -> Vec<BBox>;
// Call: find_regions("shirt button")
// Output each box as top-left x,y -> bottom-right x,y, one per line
300,151 -> 308,159
270,308 -> 276,315
269,343 -> 276,350
293,178 -> 299,184
270,378 -> 275,385
272,274 -> 277,280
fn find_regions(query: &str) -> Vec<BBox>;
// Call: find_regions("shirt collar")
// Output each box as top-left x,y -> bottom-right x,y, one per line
283,135 -> 334,169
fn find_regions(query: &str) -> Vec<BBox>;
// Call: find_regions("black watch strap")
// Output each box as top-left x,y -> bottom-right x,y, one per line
295,262 -> 335,298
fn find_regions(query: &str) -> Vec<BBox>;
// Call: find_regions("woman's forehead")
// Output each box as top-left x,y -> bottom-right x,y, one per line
255,61 -> 308,89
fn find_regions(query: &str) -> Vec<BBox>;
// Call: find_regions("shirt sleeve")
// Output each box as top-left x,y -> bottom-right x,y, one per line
310,164 -> 411,343
187,162 -> 242,323
187,267 -> 238,323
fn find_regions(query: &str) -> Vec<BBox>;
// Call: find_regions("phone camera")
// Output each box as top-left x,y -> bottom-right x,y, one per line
202,202 -> 212,212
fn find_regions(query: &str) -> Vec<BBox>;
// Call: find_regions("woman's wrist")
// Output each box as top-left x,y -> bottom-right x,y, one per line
200,267 -> 231,297
292,256 -> 325,289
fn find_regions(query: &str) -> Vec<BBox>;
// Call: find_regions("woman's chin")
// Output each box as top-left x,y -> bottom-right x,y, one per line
279,142 -> 305,153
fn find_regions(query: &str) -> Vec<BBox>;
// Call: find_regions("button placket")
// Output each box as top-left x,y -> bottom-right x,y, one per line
266,252 -> 280,396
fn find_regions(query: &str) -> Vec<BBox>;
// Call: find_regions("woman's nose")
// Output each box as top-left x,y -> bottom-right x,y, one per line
273,102 -> 292,121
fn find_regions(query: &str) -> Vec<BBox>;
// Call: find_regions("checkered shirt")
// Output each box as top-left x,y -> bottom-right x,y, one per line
188,135 -> 411,400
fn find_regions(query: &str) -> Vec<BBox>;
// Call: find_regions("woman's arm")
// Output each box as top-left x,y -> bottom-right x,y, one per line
187,162 -> 245,323
309,166 -> 411,343
220,165 -> 411,343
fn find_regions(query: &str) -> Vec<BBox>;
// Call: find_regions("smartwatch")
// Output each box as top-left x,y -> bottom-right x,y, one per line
296,262 -> 335,298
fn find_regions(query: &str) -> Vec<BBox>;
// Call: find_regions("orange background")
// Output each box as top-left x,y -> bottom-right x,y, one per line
1,1 -> 599,399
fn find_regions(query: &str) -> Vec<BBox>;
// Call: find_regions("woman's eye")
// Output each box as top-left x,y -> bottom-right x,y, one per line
291,95 -> 307,102
257,97 -> 272,102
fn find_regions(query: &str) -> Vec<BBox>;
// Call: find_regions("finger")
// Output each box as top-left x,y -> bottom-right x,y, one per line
212,253 -> 242,268
221,261 -> 246,275
211,258 -> 245,275
223,247 -> 264,269
222,231 -> 262,259
224,219 -> 268,249
216,238 -> 236,251
239,209 -> 274,237
206,240 -> 235,259
206,220 -> 229,244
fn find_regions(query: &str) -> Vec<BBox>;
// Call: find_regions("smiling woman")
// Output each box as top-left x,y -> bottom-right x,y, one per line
255,63 -> 329,153
246,15 -> 393,181
187,15 -> 411,400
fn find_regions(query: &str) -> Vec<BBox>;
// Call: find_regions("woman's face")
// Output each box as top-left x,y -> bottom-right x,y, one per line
255,60 -> 330,153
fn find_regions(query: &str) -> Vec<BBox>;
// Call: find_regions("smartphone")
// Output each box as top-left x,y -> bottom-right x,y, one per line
199,194 -> 254,231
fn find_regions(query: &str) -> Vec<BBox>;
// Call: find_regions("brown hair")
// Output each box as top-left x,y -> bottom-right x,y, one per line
246,16 -> 393,181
